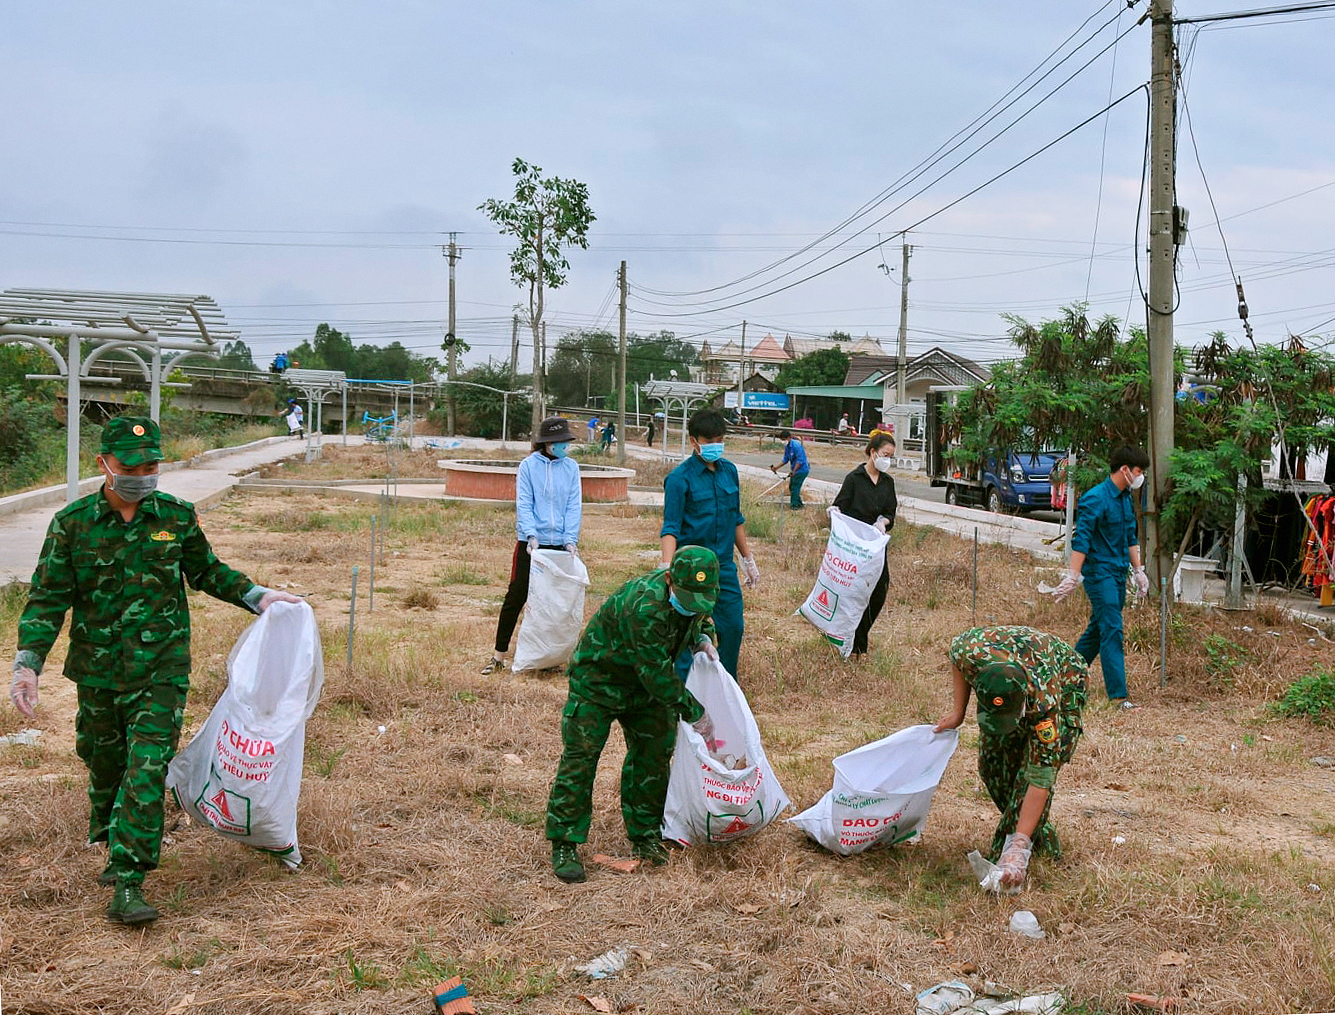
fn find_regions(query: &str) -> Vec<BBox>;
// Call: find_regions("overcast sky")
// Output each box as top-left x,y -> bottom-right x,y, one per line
3,1 -> 1333,374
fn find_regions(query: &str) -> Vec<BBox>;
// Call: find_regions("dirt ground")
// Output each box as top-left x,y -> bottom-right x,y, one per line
2,445 -> 1335,1015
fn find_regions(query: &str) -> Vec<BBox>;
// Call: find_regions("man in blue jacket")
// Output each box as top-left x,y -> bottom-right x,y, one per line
1049,446 -> 1150,709
660,408 -> 758,681
770,429 -> 810,509
484,417 -> 582,674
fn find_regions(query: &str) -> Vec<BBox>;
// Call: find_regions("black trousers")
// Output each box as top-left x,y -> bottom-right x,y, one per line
493,540 -> 564,653
852,563 -> 890,656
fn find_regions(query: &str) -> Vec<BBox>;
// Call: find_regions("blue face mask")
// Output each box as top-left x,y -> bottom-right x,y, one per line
549,442 -> 571,458
698,442 -> 725,463
668,591 -> 697,616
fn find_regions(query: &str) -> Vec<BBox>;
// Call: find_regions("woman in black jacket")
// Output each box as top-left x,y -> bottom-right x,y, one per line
831,433 -> 898,658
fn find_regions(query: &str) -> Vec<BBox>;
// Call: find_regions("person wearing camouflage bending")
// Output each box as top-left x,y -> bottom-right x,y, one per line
545,546 -> 721,883
934,625 -> 1088,890
9,416 -> 301,926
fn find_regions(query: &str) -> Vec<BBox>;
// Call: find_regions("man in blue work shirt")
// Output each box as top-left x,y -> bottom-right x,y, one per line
1049,446 -> 1151,709
660,408 -> 759,681
770,429 -> 811,509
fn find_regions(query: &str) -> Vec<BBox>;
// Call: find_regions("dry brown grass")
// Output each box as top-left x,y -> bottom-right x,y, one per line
3,471 -> 1335,1014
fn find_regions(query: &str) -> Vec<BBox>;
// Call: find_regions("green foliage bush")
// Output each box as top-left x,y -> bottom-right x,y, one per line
1273,666 -> 1335,725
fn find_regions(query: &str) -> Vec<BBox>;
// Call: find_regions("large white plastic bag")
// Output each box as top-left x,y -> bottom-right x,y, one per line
787,724 -> 958,855
798,507 -> 889,657
662,654 -> 790,845
512,549 -> 591,672
166,600 -> 324,867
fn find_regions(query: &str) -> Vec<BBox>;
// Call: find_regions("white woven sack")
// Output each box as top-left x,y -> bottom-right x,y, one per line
798,507 -> 888,657
512,550 -> 591,672
787,724 -> 959,855
662,654 -> 790,845
166,600 -> 324,867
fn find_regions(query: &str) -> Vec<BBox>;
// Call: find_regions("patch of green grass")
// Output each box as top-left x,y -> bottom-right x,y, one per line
161,938 -> 220,970
306,741 -> 347,778
398,945 -> 457,987
482,904 -> 512,926
472,788 -> 542,828
1273,666 -> 1335,725
344,949 -> 388,990
439,562 -> 489,586
1204,633 -> 1248,687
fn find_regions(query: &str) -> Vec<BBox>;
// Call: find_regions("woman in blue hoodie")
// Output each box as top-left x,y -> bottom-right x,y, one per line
483,417 -> 583,674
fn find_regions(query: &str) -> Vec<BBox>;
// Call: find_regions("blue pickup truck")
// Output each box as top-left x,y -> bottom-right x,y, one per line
925,387 -> 1064,514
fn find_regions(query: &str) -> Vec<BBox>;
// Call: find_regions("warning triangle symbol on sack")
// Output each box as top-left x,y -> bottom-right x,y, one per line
208,788 -> 234,822
722,816 -> 751,835
815,589 -> 831,610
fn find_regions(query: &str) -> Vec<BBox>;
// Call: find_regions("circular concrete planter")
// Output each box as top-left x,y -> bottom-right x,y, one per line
439,459 -> 636,502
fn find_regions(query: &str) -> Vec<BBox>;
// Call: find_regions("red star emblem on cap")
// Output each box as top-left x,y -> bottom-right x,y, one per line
132,424 -> 145,436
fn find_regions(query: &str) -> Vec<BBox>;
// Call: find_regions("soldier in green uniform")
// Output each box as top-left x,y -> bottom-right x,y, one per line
934,625 -> 1088,890
8,416 -> 301,926
545,545 -> 721,883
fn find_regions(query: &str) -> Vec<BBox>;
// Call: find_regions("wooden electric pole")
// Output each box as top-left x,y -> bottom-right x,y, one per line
617,260 -> 627,465
444,235 -> 459,436
1145,0 -> 1177,588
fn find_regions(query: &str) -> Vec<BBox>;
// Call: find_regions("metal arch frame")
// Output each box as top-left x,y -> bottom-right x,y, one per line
0,288 -> 234,503
641,379 -> 714,460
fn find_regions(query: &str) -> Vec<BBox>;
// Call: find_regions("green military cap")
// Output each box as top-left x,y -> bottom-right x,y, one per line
100,416 -> 163,467
669,545 -> 719,615
974,661 -> 1027,737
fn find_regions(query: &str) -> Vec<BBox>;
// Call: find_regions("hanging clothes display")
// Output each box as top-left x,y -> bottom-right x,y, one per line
1299,493 -> 1335,594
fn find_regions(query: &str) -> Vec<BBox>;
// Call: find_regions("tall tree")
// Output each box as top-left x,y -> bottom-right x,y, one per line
776,347 -> 850,389
479,158 -> 595,434
217,339 -> 256,372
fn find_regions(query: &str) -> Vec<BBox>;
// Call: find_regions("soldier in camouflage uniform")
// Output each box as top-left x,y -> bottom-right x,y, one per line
9,416 -> 300,925
545,545 -> 720,883
935,625 -> 1088,890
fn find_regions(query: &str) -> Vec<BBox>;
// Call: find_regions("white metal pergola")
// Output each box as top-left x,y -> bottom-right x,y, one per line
641,379 -> 714,460
0,288 -> 234,502
282,367 -> 348,459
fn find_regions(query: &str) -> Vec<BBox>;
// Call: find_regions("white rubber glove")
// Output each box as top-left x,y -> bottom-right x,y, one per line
1132,565 -> 1150,598
741,555 -> 761,588
1050,572 -> 1083,602
527,536 -> 538,554
695,639 -> 719,662
10,664 -> 38,719
873,515 -> 889,535
564,542 -> 578,557
998,831 -> 1033,889
690,712 -> 716,751
258,590 -> 303,612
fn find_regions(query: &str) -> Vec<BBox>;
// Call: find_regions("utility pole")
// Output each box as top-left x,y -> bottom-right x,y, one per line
509,313 -> 519,388
896,238 -> 912,407
444,235 -> 459,436
736,320 -> 747,419
1145,0 -> 1177,589
617,260 -> 627,465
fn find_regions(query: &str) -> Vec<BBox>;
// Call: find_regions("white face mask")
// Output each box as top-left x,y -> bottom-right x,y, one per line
1125,467 -> 1145,490
873,456 -> 895,474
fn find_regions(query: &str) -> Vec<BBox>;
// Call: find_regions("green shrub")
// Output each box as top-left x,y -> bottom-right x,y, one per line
1273,666 -> 1335,725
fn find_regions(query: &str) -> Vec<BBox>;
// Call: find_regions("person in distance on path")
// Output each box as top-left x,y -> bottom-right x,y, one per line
934,625 -> 1089,891
770,429 -> 810,510
1048,446 -> 1150,709
9,416 -> 301,926
544,546 -> 720,883
831,432 -> 898,658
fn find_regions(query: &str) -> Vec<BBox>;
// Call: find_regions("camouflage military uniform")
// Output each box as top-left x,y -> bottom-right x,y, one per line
545,570 -> 714,845
16,489 -> 259,882
948,625 -> 1088,861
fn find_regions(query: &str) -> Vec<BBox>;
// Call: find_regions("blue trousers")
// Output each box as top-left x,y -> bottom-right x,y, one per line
788,469 -> 810,509
1074,574 -> 1128,700
675,563 -> 744,681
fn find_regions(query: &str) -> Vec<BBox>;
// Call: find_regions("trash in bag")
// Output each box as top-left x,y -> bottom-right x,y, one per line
662,654 -> 790,845
798,507 -> 889,657
166,600 -> 324,867
788,724 -> 958,855
513,550 -> 590,672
